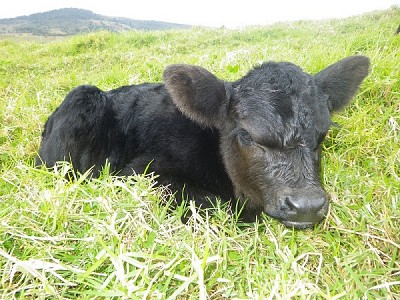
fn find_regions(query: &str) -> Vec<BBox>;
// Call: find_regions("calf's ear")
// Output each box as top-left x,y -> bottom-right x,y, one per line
315,55 -> 370,112
163,64 -> 232,127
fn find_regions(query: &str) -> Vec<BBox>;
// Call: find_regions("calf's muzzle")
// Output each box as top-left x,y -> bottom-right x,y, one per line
272,187 -> 328,229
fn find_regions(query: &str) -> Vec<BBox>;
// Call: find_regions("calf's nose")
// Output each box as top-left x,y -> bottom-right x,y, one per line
277,188 -> 328,228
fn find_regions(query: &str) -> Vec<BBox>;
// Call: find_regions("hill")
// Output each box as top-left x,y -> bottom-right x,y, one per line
0,8 -> 191,36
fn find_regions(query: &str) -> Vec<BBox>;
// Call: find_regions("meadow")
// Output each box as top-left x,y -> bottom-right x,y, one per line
0,7 -> 399,299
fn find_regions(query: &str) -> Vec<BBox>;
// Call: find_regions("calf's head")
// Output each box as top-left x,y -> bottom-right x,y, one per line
163,56 -> 370,229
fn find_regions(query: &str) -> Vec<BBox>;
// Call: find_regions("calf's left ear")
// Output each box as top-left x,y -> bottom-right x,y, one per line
163,64 -> 232,127
315,55 -> 370,112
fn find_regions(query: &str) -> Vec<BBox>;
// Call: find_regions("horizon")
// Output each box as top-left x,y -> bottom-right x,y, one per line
0,0 -> 398,28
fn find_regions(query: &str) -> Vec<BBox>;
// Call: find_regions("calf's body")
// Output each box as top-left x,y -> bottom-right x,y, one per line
39,83 -> 234,207
37,56 -> 370,228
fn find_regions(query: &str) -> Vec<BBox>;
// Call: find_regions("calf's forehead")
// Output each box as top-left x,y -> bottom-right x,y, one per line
233,62 -> 331,143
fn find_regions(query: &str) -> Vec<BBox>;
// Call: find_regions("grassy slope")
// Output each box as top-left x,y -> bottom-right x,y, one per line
0,7 -> 399,299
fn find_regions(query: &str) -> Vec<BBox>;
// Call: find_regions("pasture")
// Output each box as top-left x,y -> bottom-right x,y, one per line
0,7 -> 399,299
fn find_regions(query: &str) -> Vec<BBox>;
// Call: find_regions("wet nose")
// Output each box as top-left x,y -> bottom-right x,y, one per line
281,193 -> 326,215
277,188 -> 328,228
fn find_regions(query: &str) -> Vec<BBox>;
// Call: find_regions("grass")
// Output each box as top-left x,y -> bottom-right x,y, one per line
0,7 -> 399,299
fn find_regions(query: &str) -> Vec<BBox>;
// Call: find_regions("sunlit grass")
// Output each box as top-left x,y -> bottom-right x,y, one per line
1,7 -> 399,298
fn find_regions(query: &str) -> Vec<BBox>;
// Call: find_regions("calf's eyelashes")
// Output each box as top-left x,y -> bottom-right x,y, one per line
238,129 -> 253,145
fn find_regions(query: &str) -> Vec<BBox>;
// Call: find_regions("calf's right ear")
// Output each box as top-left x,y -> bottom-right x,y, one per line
163,64 -> 232,128
315,55 -> 370,112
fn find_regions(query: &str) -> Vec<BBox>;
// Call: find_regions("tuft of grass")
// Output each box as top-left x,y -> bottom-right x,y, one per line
1,7 -> 399,299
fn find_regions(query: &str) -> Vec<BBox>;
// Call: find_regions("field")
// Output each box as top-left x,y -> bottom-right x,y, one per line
0,7 -> 399,299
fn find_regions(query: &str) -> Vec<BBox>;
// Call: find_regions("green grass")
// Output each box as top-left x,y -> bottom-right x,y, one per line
1,7 -> 399,299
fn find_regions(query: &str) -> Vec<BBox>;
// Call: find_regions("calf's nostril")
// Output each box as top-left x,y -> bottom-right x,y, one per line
284,195 -> 300,211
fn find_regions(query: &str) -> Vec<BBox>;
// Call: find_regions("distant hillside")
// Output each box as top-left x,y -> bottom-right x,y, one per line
0,8 -> 191,36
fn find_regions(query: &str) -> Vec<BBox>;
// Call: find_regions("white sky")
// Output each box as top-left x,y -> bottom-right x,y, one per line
1,0 -> 398,28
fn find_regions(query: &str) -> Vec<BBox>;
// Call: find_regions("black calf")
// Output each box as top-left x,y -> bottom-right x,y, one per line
37,56 -> 370,228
